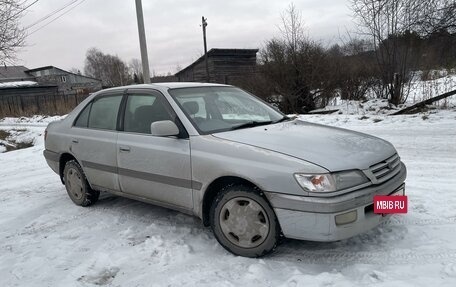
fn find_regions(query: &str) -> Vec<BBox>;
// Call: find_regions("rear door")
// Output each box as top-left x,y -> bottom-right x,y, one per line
116,89 -> 193,211
70,92 -> 123,192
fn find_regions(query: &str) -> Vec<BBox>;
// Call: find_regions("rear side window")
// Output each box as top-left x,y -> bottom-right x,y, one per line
88,95 -> 122,130
74,103 -> 91,127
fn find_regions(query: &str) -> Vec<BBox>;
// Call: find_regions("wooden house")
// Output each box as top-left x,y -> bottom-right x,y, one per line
175,48 -> 258,84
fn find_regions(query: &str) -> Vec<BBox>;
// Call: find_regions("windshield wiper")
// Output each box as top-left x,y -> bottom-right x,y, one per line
230,116 -> 292,131
231,121 -> 273,130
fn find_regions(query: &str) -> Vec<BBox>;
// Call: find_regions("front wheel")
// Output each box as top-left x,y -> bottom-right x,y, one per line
210,185 -> 280,257
63,160 -> 99,206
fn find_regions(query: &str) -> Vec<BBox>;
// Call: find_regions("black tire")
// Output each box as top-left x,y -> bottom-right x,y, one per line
63,160 -> 99,206
210,184 -> 280,257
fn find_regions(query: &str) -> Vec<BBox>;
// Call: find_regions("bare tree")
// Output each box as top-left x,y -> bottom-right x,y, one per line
351,0 -> 412,105
0,0 -> 26,64
129,58 -> 143,83
84,48 -> 131,87
260,3 -> 329,113
174,63 -> 182,74
351,0 -> 456,105
278,3 -> 304,55
408,0 -> 456,34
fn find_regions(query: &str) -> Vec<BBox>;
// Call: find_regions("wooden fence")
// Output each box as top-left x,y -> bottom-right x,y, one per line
0,86 -> 90,117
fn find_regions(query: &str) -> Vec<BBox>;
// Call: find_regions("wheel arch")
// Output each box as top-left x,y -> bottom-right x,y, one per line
59,152 -> 80,184
201,176 -> 268,226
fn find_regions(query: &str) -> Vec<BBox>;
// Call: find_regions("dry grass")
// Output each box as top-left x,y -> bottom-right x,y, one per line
0,130 -> 10,140
10,141 -> 34,151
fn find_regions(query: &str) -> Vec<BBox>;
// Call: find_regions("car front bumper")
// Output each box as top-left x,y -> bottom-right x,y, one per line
265,162 -> 407,241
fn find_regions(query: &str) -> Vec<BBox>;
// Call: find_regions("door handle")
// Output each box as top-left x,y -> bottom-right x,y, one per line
71,138 -> 79,143
119,146 -> 131,152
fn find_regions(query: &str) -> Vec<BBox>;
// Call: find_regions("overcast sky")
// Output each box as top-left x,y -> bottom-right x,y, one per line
17,0 -> 355,75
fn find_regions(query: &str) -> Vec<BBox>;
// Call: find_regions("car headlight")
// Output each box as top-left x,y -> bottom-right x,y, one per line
294,174 -> 336,192
294,170 -> 368,193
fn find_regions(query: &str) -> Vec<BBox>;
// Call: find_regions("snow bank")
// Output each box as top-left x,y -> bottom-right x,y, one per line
311,98 -> 397,115
0,81 -> 38,88
313,71 -> 456,115
0,115 -> 65,126
408,72 -> 456,107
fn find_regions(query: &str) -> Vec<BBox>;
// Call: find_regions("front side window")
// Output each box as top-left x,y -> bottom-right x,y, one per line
87,95 -> 122,130
169,87 -> 284,134
124,94 -> 173,134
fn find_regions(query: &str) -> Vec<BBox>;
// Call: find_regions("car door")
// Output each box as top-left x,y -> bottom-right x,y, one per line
70,92 -> 123,192
116,89 -> 193,211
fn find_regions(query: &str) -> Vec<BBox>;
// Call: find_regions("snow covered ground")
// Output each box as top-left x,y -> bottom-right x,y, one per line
1,111 -> 456,287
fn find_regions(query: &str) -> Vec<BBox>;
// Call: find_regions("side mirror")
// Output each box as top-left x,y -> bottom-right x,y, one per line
150,120 -> 180,137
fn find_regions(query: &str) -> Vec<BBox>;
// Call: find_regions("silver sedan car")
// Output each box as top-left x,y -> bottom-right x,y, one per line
43,83 -> 406,257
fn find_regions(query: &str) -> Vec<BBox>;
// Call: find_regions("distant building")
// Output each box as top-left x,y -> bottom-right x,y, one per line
175,48 -> 258,84
0,66 -> 102,117
26,66 -> 102,94
0,65 -> 102,95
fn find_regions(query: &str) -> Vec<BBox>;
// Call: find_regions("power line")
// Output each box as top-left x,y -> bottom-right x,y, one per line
28,0 -> 87,35
20,0 -> 40,14
25,0 -> 80,29
4,0 -> 39,22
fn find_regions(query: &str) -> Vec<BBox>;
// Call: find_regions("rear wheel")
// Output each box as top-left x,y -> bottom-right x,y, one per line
63,160 -> 99,206
210,185 -> 280,257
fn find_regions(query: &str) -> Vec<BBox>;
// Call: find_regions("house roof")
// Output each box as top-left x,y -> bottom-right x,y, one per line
0,66 -> 35,81
26,66 -> 54,73
0,81 -> 38,89
175,48 -> 259,76
27,65 -> 101,82
0,84 -> 58,91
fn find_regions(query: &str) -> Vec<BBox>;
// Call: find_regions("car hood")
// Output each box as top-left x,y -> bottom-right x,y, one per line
213,119 -> 396,172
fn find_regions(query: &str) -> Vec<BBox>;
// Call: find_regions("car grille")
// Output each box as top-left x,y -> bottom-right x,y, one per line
368,153 -> 401,184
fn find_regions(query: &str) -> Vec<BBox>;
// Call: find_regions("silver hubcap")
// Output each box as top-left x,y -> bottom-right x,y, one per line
219,197 -> 269,248
66,167 -> 84,200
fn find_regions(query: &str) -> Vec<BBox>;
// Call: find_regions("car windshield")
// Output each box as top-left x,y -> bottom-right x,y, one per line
169,86 -> 285,134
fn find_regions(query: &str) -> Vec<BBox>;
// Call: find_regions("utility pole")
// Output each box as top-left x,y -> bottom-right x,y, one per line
202,16 -> 209,82
135,0 -> 151,84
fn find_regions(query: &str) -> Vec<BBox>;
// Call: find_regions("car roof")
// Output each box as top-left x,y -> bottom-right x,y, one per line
152,82 -> 230,89
100,82 -> 231,93
123,82 -> 229,89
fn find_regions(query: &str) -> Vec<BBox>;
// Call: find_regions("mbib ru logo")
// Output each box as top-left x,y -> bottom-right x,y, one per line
373,195 -> 408,214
